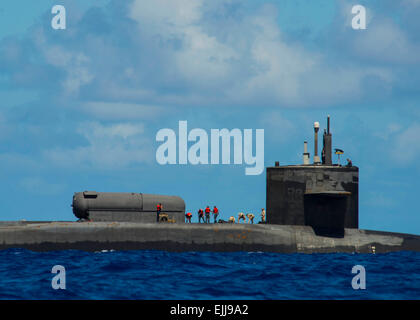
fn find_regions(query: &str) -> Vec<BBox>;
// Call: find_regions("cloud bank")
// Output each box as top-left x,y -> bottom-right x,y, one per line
2,0 -> 416,111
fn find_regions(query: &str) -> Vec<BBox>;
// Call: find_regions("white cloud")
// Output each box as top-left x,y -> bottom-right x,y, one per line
128,0 -> 393,106
130,0 -> 203,32
33,30 -> 94,94
2,0 -> 412,108
350,19 -> 420,64
81,122 -> 145,139
130,0 -> 238,86
19,177 -> 65,195
391,124 -> 420,165
374,123 -> 403,140
231,11 -> 316,105
335,0 -> 420,65
44,122 -> 153,169
363,191 -> 397,208
80,101 -> 166,120
403,0 -> 420,6
259,111 -> 296,141
0,152 -> 40,170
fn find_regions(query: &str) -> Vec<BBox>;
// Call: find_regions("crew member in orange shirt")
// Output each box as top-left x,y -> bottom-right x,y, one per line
185,212 -> 192,223
156,203 -> 162,222
212,206 -> 219,223
205,206 -> 211,223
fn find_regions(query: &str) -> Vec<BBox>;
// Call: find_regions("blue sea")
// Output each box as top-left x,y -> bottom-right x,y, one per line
0,249 -> 419,300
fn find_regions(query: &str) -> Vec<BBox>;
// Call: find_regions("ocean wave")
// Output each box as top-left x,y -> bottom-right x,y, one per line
0,249 -> 418,299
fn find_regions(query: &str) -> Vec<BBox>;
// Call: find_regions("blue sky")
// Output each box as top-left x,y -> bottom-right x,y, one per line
0,0 -> 419,234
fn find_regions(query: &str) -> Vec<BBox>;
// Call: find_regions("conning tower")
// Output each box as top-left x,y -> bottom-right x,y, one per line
266,116 -> 358,237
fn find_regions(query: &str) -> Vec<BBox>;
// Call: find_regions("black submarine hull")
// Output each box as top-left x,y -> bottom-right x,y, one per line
0,221 -> 418,253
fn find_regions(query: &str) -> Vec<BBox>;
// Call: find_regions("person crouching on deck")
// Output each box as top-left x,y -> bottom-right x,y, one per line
238,212 -> 246,223
185,212 -> 192,223
246,213 -> 255,224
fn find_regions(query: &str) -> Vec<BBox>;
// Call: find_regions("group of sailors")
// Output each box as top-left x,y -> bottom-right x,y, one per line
157,203 -> 267,224
185,208 -> 266,224
185,206 -> 219,223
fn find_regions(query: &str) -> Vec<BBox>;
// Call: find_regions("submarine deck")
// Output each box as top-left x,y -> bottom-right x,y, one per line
0,221 -> 419,253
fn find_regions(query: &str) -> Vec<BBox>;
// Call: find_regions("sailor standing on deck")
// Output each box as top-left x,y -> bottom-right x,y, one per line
212,206 -> 219,223
261,208 -> 266,223
156,203 -> 162,222
205,206 -> 211,223
198,208 -> 204,223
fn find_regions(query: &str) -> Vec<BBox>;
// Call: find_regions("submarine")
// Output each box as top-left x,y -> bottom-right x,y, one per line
0,116 -> 419,253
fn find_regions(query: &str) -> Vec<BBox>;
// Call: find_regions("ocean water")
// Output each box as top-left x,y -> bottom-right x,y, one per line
0,249 -> 419,300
